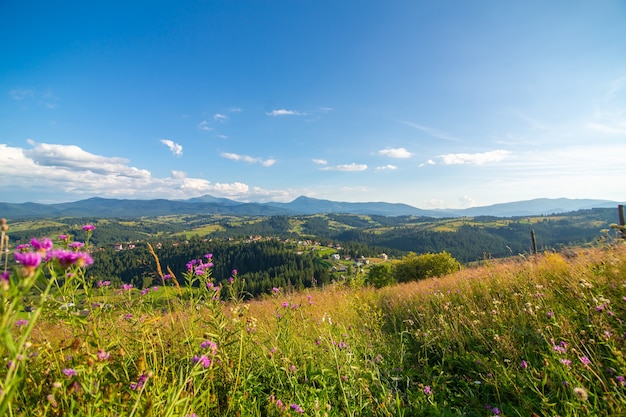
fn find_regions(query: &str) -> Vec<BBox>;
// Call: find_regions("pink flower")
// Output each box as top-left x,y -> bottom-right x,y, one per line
580,356 -> 591,366
82,225 -> 96,232
62,368 -> 77,377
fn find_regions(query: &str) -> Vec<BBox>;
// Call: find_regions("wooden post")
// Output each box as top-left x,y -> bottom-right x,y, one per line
617,204 -> 626,239
531,229 -> 538,255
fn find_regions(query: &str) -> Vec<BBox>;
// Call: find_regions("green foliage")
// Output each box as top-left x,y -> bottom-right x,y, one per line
394,251 -> 461,283
366,263 -> 395,288
2,215 -> 626,416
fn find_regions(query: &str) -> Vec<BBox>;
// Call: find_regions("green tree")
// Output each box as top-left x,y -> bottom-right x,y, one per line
394,251 -> 460,283
366,263 -> 395,288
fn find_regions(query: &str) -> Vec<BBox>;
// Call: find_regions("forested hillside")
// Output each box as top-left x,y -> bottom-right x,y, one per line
7,208 -> 620,296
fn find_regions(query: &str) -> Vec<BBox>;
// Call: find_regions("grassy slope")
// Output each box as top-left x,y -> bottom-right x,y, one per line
11,242 -> 626,416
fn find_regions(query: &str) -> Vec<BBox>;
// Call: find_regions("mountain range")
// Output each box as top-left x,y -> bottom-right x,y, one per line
0,196 -> 623,219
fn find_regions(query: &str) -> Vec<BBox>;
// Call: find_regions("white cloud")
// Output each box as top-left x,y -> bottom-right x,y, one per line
320,163 -> 368,172
0,142 -> 289,202
24,140 -> 150,178
171,170 -> 186,179
160,139 -> 183,157
374,164 -> 397,172
214,113 -> 228,121
418,159 -> 436,167
312,159 -> 328,165
220,152 -> 276,167
439,150 -> 511,165
378,147 -> 412,158
266,109 -> 301,116
198,121 -> 213,131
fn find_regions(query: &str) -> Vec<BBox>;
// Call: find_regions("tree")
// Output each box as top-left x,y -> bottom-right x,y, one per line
394,251 -> 460,283
366,263 -> 395,288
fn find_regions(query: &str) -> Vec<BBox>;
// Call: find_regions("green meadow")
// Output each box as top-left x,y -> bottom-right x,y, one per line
1,219 -> 625,416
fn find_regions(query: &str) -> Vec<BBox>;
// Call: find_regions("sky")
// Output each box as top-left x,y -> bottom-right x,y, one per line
1,1 -> 626,209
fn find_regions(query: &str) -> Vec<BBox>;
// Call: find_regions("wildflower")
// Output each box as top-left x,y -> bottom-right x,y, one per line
0,271 -> 9,291
62,368 -> 77,378
228,277 -> 234,284
424,385 -> 432,395
97,280 -> 111,288
141,289 -> 149,296
337,341 -> 348,349
272,287 -> 280,294
204,253 -> 213,260
82,225 -> 95,232
162,274 -> 172,280
520,360 -> 528,369
276,400 -> 284,409
14,251 -> 42,276
58,234 -> 68,241
97,350 -> 110,361
124,314 -> 133,320
15,319 -> 28,327
232,269 -> 237,275
560,359 -> 572,367
191,355 -> 212,368
616,375 -> 625,386
579,356 -> 591,366
547,310 -> 554,318
201,340 -> 218,354
282,301 -> 289,308
120,283 -> 134,291
30,237 -> 53,252
573,387 -> 588,401
68,241 -> 85,249
130,373 -> 149,390
290,403 -> 304,413
15,244 -> 31,252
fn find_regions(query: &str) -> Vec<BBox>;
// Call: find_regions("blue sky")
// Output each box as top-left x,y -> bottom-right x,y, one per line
1,1 -> 625,208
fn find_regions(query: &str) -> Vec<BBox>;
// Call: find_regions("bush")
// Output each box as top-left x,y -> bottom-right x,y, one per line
366,263 -> 395,288
394,251 -> 460,283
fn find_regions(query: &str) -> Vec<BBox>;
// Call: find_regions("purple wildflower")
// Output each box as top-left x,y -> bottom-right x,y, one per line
200,340 -> 218,354
14,251 -> 42,276
130,373 -> 149,390
15,319 -> 28,327
62,368 -> 77,377
616,375 -> 625,386
424,385 -> 432,395
120,283 -> 134,291
561,359 -> 572,367
15,244 -> 31,252
191,355 -> 212,368
58,234 -> 68,241
0,271 -> 9,290
290,403 -> 304,413
520,360 -> 528,369
30,238 -> 53,252
231,269 -> 237,275
68,241 -> 85,249
272,287 -> 280,294
97,350 -> 110,361
282,301 -> 289,308
580,356 -> 591,366
82,225 -> 96,232
162,274 -> 172,280
204,253 -> 213,260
